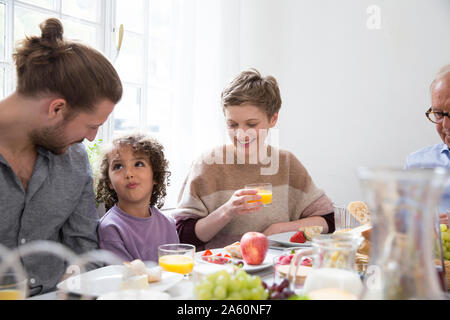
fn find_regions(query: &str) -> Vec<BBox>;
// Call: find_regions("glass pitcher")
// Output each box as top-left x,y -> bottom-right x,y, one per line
289,233 -> 364,299
357,167 -> 448,300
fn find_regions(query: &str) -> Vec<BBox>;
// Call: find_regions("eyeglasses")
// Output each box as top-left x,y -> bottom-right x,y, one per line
426,108 -> 450,124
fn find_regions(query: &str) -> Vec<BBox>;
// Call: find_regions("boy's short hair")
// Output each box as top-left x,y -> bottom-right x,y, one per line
95,133 -> 171,211
221,68 -> 282,119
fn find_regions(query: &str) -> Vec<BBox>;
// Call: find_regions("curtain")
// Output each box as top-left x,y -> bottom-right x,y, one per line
161,0 -> 242,208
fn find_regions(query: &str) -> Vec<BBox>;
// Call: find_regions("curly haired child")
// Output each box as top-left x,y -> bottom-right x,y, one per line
96,133 -> 179,262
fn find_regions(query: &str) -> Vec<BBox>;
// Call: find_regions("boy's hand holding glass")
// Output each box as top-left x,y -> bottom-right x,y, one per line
225,189 -> 263,217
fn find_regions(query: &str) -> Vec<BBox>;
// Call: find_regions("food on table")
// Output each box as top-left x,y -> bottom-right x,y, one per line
201,250 -> 232,265
275,251 -> 312,267
357,239 -> 371,256
442,224 -> 450,261
347,201 -> 371,224
0,290 -> 24,300
122,259 -> 161,283
194,269 -> 268,300
147,267 -> 162,283
334,224 -> 372,256
275,265 -> 312,285
224,241 -> 243,259
120,274 -> 149,290
262,279 -> 308,300
159,255 -> 194,275
298,226 -> 323,241
355,253 -> 369,273
240,232 -> 269,265
307,288 -> 357,300
290,230 -> 306,243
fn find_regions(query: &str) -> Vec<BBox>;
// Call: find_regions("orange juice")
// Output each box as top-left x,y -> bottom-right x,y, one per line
159,255 -> 194,275
248,190 -> 272,206
0,290 -> 23,300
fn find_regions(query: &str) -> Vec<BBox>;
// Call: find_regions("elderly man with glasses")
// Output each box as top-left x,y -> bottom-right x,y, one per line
405,64 -> 450,226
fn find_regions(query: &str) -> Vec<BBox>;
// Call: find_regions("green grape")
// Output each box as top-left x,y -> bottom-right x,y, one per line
236,269 -> 248,279
216,273 -> 230,288
250,287 -> 263,300
240,288 -> 251,300
213,285 -> 227,299
442,231 -> 450,242
441,224 -> 448,233
247,275 -> 262,289
197,288 -> 213,300
228,291 -> 243,300
206,273 -> 219,283
229,276 -> 244,292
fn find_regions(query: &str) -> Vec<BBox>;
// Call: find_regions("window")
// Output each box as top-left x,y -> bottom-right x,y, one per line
0,1 -> 236,209
0,0 -> 175,141
0,0 -> 105,100
0,0 -> 179,207
112,0 -> 174,146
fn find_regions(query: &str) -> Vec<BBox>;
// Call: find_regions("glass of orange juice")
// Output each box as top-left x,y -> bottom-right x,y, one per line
0,271 -> 27,300
158,244 -> 195,278
245,183 -> 272,207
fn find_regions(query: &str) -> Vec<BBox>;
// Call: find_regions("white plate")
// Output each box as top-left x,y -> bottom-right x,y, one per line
268,232 -> 312,247
196,249 -> 275,272
57,265 -> 183,298
97,289 -> 171,300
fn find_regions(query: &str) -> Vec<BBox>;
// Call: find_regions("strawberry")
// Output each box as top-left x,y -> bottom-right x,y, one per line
290,231 -> 306,243
202,249 -> 213,256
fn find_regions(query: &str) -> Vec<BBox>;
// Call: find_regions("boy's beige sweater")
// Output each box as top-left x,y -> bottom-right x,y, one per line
172,145 -> 334,248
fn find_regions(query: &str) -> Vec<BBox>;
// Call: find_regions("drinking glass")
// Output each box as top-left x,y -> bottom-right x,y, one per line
0,244 -> 28,300
158,244 -> 195,277
245,183 -> 272,207
289,234 -> 364,299
333,205 -> 361,231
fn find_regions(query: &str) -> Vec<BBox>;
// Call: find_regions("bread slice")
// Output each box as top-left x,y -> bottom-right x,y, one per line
298,226 -> 323,241
275,265 -> 312,285
123,259 -> 161,283
123,259 -> 147,278
224,241 -> 243,259
147,266 -> 162,283
347,201 -> 370,224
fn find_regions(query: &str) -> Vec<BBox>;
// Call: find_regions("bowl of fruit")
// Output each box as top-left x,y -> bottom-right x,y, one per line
273,250 -> 313,287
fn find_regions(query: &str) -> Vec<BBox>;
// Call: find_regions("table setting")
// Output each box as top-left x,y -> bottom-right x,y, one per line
1,167 -> 450,301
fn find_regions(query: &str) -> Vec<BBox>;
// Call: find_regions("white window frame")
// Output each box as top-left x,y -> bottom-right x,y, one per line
1,0 -> 175,158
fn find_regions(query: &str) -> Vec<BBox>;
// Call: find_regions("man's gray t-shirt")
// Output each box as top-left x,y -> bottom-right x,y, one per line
0,143 -> 99,296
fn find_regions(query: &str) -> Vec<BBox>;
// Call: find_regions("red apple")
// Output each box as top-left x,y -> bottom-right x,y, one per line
240,232 -> 269,265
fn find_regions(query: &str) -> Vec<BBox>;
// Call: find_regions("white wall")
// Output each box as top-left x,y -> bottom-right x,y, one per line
238,0 -> 450,206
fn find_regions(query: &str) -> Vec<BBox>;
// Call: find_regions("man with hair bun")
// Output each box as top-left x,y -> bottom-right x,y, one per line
405,64 -> 450,227
0,18 -> 123,295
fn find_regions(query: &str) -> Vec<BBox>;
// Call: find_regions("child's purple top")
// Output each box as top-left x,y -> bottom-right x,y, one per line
98,205 -> 179,262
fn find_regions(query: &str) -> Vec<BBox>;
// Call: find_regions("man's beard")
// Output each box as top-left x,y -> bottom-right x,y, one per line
29,122 -> 81,155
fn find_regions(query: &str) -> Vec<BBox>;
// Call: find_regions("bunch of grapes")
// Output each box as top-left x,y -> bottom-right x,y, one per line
261,279 -> 297,300
194,269 -> 269,300
441,224 -> 450,261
